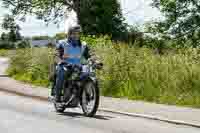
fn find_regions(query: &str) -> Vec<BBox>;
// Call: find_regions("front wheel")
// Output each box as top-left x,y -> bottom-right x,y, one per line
81,81 -> 99,117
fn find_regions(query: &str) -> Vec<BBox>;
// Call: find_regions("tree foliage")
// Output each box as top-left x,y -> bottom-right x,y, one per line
151,0 -> 200,46
1,0 -> 77,23
0,32 -> 7,41
80,0 -> 127,39
54,32 -> 67,40
32,35 -> 50,40
2,0 -> 127,40
1,14 -> 22,42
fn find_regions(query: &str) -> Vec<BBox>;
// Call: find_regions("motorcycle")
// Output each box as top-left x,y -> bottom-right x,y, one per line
49,58 -> 103,117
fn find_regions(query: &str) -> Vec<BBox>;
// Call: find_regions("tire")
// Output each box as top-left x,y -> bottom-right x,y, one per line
81,81 -> 100,117
54,103 -> 65,113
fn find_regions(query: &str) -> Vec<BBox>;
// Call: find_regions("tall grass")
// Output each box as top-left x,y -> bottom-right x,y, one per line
7,47 -> 55,87
0,49 -> 16,57
95,44 -> 200,107
6,38 -> 200,108
0,49 -> 8,57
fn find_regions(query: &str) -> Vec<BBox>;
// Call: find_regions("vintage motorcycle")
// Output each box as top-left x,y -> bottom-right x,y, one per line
49,58 -> 103,117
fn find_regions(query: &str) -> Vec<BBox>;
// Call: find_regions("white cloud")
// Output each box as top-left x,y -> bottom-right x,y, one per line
120,0 -> 162,24
0,2 -> 64,37
16,16 -> 65,37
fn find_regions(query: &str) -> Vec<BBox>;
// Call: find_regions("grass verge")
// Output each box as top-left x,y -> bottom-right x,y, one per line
6,42 -> 200,108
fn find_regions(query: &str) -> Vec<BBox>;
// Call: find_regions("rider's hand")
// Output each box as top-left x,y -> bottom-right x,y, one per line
63,54 -> 69,59
63,54 -> 81,59
58,58 -> 65,64
74,55 -> 81,58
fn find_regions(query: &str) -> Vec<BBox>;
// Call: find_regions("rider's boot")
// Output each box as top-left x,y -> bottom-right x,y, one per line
51,80 -> 56,96
55,94 -> 61,103
55,87 -> 62,103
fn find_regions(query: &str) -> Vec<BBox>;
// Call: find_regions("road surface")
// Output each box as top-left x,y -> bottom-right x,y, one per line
0,91 -> 199,133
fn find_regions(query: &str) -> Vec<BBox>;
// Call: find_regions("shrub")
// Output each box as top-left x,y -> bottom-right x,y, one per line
7,47 -> 56,87
15,40 -> 31,48
0,49 -> 8,56
0,41 -> 15,49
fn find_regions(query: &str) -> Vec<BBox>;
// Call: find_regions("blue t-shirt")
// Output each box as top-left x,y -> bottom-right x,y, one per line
57,39 -> 85,65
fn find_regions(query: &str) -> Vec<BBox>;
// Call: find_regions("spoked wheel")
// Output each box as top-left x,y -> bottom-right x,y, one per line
81,81 -> 99,117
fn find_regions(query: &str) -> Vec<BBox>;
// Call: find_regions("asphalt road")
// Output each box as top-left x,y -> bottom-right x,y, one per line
0,91 -> 199,133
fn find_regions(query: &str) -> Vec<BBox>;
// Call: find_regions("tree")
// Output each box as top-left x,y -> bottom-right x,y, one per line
125,25 -> 143,45
1,14 -> 22,42
32,35 -> 50,40
151,0 -> 200,46
2,0 -> 81,24
2,0 -> 127,40
16,40 -> 31,48
80,0 -> 127,39
1,14 -> 15,30
54,32 -> 67,40
1,32 -> 7,41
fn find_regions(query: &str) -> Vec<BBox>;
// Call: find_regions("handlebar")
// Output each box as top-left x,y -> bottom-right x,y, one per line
57,58 -> 103,70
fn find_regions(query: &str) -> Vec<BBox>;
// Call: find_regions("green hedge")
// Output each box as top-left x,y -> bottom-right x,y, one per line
0,41 -> 15,49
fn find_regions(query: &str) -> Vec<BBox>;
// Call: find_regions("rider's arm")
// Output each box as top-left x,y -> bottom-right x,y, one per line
63,54 -> 70,58
82,45 -> 91,59
56,41 -> 64,61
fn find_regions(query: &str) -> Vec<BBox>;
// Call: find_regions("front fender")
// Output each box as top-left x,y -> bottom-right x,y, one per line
80,72 -> 96,82
79,72 -> 99,91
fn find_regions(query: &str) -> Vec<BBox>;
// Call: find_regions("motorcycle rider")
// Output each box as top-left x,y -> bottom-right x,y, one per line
54,25 -> 91,103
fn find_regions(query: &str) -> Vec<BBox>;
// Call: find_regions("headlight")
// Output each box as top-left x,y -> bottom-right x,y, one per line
63,67 -> 67,71
82,65 -> 89,72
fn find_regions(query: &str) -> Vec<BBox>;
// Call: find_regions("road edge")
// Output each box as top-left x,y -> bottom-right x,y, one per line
0,87 -> 48,102
99,108 -> 200,128
0,87 -> 200,128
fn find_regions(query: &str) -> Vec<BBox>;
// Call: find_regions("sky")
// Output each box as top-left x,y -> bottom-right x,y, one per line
0,0 -> 161,37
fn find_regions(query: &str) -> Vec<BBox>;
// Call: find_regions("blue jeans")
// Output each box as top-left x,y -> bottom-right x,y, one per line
55,64 -> 65,98
55,63 -> 82,98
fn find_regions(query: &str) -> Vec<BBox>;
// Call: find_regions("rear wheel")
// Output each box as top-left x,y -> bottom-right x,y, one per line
81,81 -> 99,117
